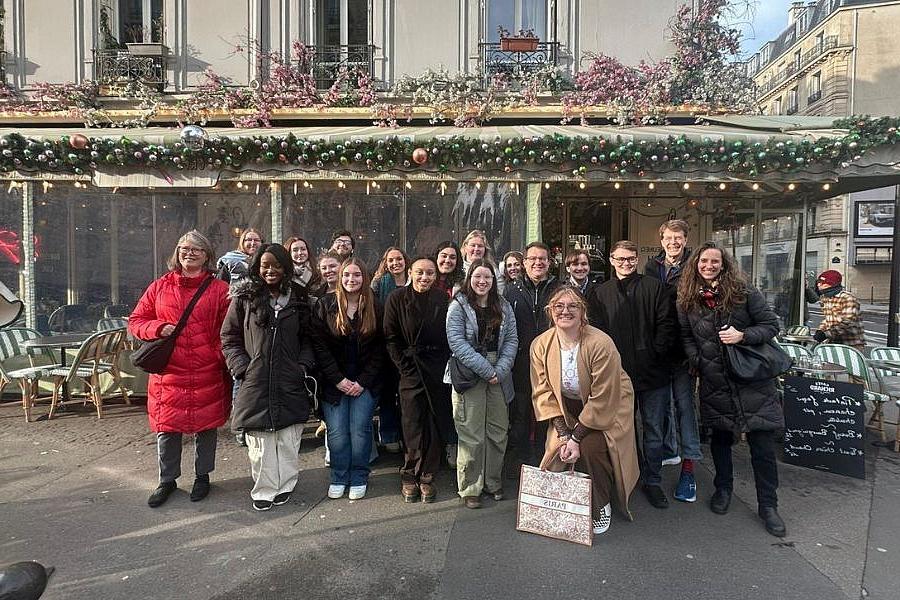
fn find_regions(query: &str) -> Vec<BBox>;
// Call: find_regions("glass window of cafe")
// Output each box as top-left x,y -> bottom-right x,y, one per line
0,187 -> 23,309
30,186 -> 270,333
283,182 -> 522,269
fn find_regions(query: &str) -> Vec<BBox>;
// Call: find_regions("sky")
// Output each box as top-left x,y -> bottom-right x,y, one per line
734,0 -> 799,56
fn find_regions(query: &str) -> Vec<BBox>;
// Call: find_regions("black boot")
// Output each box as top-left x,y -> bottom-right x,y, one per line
642,485 -> 669,509
190,474 -> 210,502
709,488 -> 732,515
148,481 -> 177,508
758,506 -> 786,537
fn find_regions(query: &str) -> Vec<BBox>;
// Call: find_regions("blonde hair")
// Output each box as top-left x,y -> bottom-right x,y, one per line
333,258 -> 377,337
462,229 -> 491,260
237,227 -> 264,252
167,230 -> 215,272
544,286 -> 589,328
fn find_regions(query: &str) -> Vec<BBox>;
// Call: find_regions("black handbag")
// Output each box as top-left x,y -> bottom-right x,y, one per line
724,339 -> 792,383
449,353 -> 482,394
131,276 -> 214,374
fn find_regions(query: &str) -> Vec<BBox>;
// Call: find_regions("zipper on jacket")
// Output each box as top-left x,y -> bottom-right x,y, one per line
267,309 -> 279,431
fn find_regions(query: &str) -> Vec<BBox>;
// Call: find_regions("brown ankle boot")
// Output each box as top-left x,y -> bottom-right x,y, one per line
401,480 -> 420,503
419,475 -> 436,503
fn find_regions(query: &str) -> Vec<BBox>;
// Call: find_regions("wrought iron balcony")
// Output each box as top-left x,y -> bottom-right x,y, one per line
479,41 -> 561,87
786,104 -> 799,115
807,90 -> 822,105
93,49 -> 166,92
310,44 -> 376,89
757,36 -> 840,97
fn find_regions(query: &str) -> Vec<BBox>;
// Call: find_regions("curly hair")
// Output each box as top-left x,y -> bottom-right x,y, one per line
677,241 -> 748,314
372,246 -> 411,285
247,243 -> 296,327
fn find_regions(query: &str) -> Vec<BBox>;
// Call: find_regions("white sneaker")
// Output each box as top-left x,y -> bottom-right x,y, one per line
348,484 -> 367,500
327,484 -> 346,499
446,444 -> 458,468
593,503 -> 612,535
662,455 -> 682,466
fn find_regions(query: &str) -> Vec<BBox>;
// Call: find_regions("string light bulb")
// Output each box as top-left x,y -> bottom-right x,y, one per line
718,183 -> 727,190
614,182 -> 621,190
648,182 -> 655,190
405,181 -> 412,189
544,182 -> 550,189
42,181 -> 53,192
236,181 -> 244,189
822,183 -> 831,191
579,182 -> 586,190
787,183 -> 796,191
682,183 -> 690,190
474,181 -> 481,190
752,183 -> 760,191
440,181 -> 447,196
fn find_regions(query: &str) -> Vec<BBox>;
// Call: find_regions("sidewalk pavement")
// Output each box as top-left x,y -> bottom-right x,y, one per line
1,400 -> 899,600
860,303 -> 890,317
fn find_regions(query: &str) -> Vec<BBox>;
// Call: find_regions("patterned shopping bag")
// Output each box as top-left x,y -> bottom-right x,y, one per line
516,464 -> 593,546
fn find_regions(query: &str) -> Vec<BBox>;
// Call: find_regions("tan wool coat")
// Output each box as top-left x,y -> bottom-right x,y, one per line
530,325 -> 640,519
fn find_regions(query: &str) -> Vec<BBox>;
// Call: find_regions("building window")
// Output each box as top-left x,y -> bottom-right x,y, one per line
808,71 -> 822,104
761,44 -> 771,65
117,0 -> 163,44
815,31 -> 825,51
488,0 -> 548,41
793,50 -> 801,70
772,96 -> 783,114
316,0 -> 369,46
787,87 -> 798,114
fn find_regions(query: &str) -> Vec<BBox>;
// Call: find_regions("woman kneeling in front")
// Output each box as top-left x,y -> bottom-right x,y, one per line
530,286 -> 640,535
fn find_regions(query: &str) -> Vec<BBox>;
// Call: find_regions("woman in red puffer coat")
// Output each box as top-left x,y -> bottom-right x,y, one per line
129,230 -> 231,508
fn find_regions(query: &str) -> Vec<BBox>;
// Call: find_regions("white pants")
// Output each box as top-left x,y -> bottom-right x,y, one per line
246,424 -> 303,501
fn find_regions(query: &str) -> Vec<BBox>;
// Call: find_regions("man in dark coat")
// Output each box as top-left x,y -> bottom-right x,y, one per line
503,241 -> 560,475
588,240 -> 677,509
644,219 -> 702,504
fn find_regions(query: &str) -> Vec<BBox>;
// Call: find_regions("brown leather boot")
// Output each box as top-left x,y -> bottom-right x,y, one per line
419,475 -> 436,503
401,480 -> 420,503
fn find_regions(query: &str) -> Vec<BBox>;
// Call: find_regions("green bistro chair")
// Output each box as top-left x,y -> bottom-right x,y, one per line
0,327 -> 61,421
869,346 -> 900,451
814,343 -> 890,442
777,342 -> 811,361
785,325 -> 811,336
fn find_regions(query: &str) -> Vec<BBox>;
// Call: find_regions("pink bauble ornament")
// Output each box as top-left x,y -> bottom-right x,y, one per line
69,134 -> 89,150
412,148 -> 428,165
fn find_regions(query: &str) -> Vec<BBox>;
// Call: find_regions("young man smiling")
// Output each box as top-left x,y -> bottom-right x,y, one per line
587,240 -> 678,509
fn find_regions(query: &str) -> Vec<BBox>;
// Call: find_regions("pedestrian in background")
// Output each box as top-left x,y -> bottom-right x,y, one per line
531,286 -> 640,536
311,258 -> 384,501
221,244 -> 314,511
445,258 -> 518,508
677,242 -> 787,538
810,269 -> 866,351
129,230 -> 231,508
384,257 -> 452,503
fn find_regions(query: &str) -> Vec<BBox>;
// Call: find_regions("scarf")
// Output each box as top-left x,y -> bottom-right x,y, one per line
819,284 -> 843,298
699,284 -> 721,310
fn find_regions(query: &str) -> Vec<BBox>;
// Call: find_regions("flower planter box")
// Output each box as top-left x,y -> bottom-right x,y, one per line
500,37 -> 539,52
126,43 -> 167,56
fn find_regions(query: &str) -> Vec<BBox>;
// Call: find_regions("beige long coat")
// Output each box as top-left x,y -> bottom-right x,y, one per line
530,325 -> 640,519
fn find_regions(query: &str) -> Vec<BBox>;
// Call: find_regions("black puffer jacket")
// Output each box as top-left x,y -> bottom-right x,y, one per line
678,287 -> 784,433
221,282 -> 315,432
310,293 -> 385,404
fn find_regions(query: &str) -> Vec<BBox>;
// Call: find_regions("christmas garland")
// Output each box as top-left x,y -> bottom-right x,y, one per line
0,116 -> 897,179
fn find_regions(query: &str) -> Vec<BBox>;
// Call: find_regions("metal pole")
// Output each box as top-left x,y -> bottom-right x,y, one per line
270,181 -> 283,244
21,182 -> 35,329
887,185 -> 900,347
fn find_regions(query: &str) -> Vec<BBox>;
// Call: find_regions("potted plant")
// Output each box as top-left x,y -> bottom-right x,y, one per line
498,26 -> 539,52
125,15 -> 167,56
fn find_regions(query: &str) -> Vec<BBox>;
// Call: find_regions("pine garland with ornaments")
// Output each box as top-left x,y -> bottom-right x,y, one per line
0,117 -> 897,178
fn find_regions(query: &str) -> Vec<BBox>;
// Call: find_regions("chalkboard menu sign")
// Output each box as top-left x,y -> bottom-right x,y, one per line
782,375 -> 865,480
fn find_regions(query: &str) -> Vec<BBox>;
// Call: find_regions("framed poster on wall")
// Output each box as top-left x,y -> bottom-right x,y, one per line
854,200 -> 895,237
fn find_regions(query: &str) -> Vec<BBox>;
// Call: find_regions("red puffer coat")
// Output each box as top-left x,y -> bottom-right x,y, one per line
129,270 -> 231,433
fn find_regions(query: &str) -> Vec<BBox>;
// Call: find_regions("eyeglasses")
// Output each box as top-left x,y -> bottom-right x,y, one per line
333,239 -> 353,247
178,246 -> 205,256
525,256 -> 549,263
551,303 -> 582,314
610,256 -> 638,265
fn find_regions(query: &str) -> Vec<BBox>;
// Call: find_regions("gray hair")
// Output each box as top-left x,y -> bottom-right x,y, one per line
167,229 -> 215,272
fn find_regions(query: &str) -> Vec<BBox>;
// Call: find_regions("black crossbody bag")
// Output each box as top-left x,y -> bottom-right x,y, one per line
132,276 -> 214,374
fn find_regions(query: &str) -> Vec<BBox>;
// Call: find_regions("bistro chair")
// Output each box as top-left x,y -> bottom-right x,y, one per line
96,317 -> 128,332
869,346 -> 900,451
47,304 -> 94,334
784,325 -> 811,336
814,343 -> 890,442
0,327 -> 60,422
777,342 -> 810,361
46,329 -> 130,419
103,304 -> 131,319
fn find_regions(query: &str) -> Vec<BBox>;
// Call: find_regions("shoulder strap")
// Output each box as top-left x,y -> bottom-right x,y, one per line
172,275 -> 214,337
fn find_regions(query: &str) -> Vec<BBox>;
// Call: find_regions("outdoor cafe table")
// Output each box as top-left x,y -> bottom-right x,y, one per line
21,333 -> 91,411
789,361 -> 849,382
781,334 -> 817,346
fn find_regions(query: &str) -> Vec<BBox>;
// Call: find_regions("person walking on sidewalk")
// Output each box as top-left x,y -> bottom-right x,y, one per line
221,244 -> 315,511
644,219 -> 703,501
531,286 -> 640,536
311,257 -> 384,501
445,259 -> 518,509
384,257 -> 453,503
677,242 -> 787,538
129,230 -> 231,508
587,240 -> 678,510
810,269 -> 866,351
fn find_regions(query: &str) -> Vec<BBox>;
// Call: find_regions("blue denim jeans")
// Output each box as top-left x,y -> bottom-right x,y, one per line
636,385 -> 671,487
664,368 -> 703,461
322,390 -> 377,486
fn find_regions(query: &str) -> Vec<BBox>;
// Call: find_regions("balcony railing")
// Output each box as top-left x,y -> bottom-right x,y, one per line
309,44 -> 376,89
93,49 -> 166,91
786,104 -> 799,115
807,90 -> 822,105
757,35 -> 840,97
479,41 -> 560,87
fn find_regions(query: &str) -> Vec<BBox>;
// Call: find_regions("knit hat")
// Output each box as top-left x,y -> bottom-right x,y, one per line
816,270 -> 842,287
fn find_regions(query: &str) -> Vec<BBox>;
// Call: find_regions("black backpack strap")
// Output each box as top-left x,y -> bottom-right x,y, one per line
171,275 -> 215,337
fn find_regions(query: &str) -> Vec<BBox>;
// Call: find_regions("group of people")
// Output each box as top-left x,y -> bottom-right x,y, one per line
129,217 -> 865,539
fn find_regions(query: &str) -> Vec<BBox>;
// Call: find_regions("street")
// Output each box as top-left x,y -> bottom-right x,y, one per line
807,306 -> 892,349
1,401 -> 899,600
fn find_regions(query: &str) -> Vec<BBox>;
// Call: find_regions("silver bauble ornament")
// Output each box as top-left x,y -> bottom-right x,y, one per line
180,125 -> 208,150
